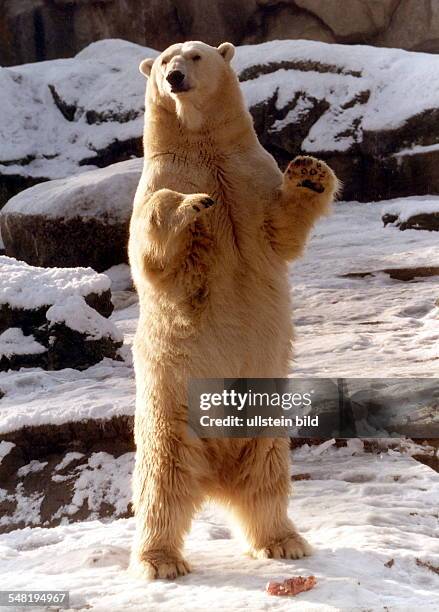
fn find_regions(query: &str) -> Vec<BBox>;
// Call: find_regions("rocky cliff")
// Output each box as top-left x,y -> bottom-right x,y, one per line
2,0 -> 439,67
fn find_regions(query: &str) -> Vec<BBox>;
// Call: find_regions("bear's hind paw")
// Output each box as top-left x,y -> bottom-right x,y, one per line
251,533 -> 312,560
129,555 -> 191,580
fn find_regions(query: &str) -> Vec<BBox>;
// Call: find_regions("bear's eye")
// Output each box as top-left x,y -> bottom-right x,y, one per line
192,54 -> 201,61
161,59 -> 168,66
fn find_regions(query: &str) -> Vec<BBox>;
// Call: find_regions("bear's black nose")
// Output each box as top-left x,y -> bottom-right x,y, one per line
166,70 -> 185,87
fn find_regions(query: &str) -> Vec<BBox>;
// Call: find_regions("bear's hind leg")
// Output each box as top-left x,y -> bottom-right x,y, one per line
130,431 -> 204,580
227,439 -> 312,560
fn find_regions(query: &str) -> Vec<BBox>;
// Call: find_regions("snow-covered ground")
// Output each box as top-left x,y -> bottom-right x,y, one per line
292,199 -> 439,377
1,443 -> 438,611
1,197 -> 437,434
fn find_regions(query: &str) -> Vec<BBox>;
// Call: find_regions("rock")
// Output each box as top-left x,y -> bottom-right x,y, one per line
42,295 -> 123,370
1,159 -> 142,271
2,0 -> 439,68
0,256 -> 121,371
382,196 -> 439,231
342,267 -> 439,282
0,415 -> 134,532
293,0 -> 399,40
383,212 -> 439,231
0,255 -> 113,332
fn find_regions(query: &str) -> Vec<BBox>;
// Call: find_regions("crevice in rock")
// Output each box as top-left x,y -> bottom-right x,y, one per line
48,84 -> 77,121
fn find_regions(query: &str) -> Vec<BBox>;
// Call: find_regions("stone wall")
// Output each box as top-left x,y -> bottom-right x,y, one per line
2,0 -> 439,67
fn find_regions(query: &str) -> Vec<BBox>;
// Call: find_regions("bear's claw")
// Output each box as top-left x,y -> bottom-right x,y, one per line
130,556 -> 191,581
193,196 -> 215,211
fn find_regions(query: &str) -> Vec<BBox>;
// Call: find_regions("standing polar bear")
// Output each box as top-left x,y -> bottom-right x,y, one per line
128,40 -> 339,580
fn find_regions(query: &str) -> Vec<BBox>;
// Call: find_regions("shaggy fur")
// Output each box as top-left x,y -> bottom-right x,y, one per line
128,41 -> 339,580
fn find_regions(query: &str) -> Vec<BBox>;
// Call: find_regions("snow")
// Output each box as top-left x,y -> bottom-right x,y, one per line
382,195 -> 439,222
0,440 -> 15,463
2,158 -> 142,221
1,445 -> 438,611
104,264 -> 133,292
46,295 -> 123,342
0,328 -> 46,358
0,197 -> 437,434
55,453 -> 85,472
0,486 -> 44,529
394,143 -> 439,157
0,256 -> 110,310
0,354 -> 135,435
291,199 -> 439,377
17,460 -> 48,478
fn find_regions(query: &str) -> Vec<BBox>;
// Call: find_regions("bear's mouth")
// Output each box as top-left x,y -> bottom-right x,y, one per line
170,83 -> 191,94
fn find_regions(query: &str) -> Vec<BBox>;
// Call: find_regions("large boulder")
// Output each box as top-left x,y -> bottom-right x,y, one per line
1,38 -> 439,210
2,0 -> 439,67
0,256 -> 122,370
1,158 -> 142,271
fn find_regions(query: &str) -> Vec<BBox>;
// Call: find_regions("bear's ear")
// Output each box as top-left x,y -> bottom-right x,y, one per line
217,42 -> 235,63
139,58 -> 155,78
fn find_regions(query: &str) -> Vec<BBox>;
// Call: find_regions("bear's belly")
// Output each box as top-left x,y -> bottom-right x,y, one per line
137,255 -> 293,379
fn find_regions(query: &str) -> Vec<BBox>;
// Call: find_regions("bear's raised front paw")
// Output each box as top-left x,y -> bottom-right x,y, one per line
130,553 -> 191,580
285,156 -> 337,195
251,533 -> 312,560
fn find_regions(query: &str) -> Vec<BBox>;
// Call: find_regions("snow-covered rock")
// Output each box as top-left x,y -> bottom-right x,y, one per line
2,39 -> 439,208
0,255 -> 113,327
0,257 -> 121,371
46,296 -> 122,342
0,328 -> 47,371
382,196 -> 439,231
1,158 -> 142,270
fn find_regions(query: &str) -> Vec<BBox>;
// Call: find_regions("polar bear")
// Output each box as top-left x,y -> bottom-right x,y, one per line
128,40 -> 339,580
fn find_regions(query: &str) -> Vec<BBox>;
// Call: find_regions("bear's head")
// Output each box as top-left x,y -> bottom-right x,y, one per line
139,41 -> 237,131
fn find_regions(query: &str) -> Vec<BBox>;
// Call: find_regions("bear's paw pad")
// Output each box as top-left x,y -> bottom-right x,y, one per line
286,156 -> 332,194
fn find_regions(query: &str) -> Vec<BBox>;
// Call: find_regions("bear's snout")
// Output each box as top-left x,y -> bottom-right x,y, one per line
166,70 -> 186,91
